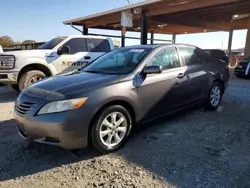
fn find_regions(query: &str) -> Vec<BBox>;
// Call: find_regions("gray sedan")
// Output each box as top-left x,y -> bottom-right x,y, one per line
14,44 -> 229,153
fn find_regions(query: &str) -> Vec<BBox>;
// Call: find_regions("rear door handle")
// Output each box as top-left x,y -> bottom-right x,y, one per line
84,56 -> 91,60
177,73 -> 185,78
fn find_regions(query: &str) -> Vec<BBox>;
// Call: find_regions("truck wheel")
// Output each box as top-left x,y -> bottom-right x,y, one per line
10,84 -> 20,92
19,70 -> 46,91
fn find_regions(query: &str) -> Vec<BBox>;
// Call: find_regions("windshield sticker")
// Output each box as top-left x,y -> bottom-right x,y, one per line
129,49 -> 145,53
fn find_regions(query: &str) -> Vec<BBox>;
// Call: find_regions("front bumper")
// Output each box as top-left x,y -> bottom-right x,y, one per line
14,99 -> 93,150
0,71 -> 18,84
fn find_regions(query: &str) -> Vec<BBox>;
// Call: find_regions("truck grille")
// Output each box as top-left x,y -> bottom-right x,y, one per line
0,55 -> 15,70
15,101 -> 36,116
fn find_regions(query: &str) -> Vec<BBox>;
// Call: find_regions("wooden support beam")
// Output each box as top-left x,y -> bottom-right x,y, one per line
172,34 -> 176,44
152,15 -> 231,31
228,30 -> 233,55
83,24 -> 88,35
141,12 -> 148,45
150,31 -> 154,44
147,0 -> 241,17
121,30 -> 125,47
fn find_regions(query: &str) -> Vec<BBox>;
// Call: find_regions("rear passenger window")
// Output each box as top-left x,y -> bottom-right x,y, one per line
178,47 -> 200,66
86,39 -> 111,52
147,47 -> 180,70
63,38 -> 87,54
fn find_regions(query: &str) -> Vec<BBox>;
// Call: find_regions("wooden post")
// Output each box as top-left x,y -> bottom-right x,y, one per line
83,24 -> 88,35
150,31 -> 154,44
172,34 -> 176,44
140,12 -> 148,45
121,29 -> 125,47
228,30 -> 233,56
244,18 -> 250,58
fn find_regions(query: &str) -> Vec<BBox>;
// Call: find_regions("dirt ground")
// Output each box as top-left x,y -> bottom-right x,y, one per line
0,74 -> 250,188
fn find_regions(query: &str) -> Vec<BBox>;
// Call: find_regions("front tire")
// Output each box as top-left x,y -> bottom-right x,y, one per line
90,105 -> 132,154
205,82 -> 223,110
18,70 -> 46,91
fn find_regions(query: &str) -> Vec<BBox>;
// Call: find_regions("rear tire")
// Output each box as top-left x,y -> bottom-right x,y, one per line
10,84 -> 20,92
18,70 -> 46,91
90,105 -> 132,154
205,82 -> 223,110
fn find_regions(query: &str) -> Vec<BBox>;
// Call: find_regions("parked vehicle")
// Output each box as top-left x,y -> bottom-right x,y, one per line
0,35 -> 114,91
204,49 -> 229,64
230,51 -> 244,62
235,57 -> 250,79
14,44 -> 229,153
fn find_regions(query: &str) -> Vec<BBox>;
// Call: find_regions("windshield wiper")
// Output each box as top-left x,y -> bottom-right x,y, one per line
84,70 -> 102,74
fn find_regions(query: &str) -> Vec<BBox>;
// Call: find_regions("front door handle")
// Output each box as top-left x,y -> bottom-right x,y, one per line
84,56 -> 91,60
177,73 -> 185,78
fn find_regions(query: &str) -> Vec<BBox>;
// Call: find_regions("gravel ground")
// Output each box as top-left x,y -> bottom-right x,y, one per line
0,74 -> 250,188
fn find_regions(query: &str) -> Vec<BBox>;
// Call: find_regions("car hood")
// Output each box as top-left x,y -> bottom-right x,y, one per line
23,72 -> 123,100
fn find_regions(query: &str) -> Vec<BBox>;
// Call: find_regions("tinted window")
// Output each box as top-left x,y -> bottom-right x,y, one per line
147,47 -> 180,70
63,38 -> 87,54
86,39 -> 111,52
84,48 -> 151,74
178,47 -> 200,66
39,37 -> 66,49
210,50 -> 226,58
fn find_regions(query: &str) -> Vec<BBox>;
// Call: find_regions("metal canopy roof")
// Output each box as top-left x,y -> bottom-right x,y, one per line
63,0 -> 250,34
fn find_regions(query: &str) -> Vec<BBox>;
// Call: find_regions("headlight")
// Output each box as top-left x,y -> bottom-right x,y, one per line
0,55 -> 15,69
38,98 -> 88,115
236,64 -> 242,69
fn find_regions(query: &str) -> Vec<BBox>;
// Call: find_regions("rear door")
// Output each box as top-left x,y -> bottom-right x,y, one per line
51,38 -> 90,74
136,46 -> 189,120
86,38 -> 112,61
177,46 -> 210,104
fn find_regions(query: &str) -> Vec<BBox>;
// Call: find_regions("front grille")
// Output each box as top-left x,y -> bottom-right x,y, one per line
15,101 -> 36,116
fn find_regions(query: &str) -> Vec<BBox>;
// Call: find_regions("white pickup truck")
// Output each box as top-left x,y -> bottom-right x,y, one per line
0,35 -> 115,91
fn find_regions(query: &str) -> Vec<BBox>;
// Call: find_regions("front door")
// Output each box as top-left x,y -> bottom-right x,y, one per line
136,46 -> 188,121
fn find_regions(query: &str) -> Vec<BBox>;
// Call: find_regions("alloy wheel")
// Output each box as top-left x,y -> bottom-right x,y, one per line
210,85 -> 221,107
99,112 -> 128,147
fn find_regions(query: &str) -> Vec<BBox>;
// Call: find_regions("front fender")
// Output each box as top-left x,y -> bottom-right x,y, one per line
16,57 -> 57,77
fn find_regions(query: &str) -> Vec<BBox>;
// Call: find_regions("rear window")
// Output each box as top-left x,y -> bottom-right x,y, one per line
86,39 -> 111,53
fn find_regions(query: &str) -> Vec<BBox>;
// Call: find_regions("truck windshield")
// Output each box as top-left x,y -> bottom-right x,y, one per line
38,37 -> 67,49
84,48 -> 152,74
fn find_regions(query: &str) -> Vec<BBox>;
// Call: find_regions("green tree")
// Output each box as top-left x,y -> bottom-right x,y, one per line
22,40 -> 36,44
0,36 -> 14,47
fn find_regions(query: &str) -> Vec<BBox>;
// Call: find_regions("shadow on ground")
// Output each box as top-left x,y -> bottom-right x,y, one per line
0,78 -> 250,187
0,86 -> 19,103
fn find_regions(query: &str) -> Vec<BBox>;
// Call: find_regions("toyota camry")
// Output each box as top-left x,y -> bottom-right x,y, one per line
14,44 -> 229,153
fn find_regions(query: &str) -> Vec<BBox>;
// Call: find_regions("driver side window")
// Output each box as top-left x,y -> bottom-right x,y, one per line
147,47 -> 180,70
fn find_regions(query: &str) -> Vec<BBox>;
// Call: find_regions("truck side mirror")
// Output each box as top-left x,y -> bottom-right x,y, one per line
57,46 -> 70,55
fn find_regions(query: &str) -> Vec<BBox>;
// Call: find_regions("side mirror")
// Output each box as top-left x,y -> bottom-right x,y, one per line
57,46 -> 70,55
142,65 -> 162,75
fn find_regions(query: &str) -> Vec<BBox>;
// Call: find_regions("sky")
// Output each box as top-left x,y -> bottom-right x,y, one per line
1,0 -> 247,50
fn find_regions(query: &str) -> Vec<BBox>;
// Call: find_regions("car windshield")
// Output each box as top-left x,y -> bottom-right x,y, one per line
38,37 -> 67,49
84,48 -> 152,74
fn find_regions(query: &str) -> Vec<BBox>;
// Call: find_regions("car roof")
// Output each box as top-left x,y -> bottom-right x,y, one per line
120,43 -> 198,50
